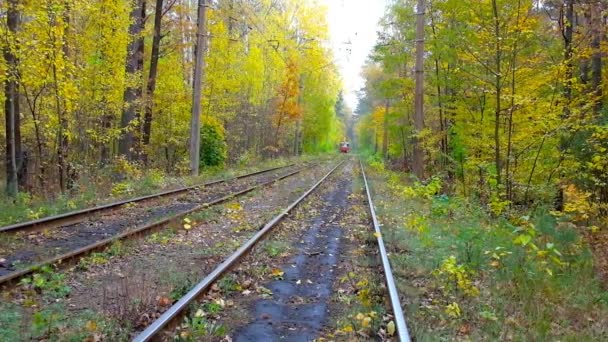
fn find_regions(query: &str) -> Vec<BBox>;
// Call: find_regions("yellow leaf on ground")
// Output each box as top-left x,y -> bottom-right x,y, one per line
362,316 -> 372,327
270,269 -> 284,277
387,321 -> 395,336
85,320 -> 97,332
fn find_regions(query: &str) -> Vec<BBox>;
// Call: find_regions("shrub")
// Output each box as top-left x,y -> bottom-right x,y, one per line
200,117 -> 227,168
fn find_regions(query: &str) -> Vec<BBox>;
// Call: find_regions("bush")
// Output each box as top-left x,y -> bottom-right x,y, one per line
200,117 -> 227,168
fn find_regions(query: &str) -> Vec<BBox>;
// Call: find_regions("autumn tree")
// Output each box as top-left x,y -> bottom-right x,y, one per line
119,0 -> 146,161
3,0 -> 22,196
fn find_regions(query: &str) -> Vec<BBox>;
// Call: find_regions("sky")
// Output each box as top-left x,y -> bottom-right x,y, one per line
320,0 -> 388,111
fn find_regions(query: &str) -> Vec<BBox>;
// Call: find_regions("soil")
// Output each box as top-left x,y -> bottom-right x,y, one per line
585,229 -> 608,288
0,164 -> 308,277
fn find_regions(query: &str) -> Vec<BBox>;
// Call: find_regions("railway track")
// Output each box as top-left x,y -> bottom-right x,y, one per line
0,162 -> 318,287
132,159 -> 411,342
0,163 -> 298,234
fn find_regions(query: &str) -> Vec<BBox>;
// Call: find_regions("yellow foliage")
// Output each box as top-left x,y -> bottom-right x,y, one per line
563,184 -> 594,222
434,256 -> 479,297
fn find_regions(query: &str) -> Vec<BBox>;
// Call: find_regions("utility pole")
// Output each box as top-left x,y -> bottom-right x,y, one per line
412,0 -> 425,179
189,0 -> 208,176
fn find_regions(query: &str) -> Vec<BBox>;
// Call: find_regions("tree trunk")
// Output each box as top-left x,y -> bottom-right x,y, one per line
492,0 -> 502,190
49,1 -> 71,193
579,8 -> 590,86
190,0 -> 208,175
505,0 -> 522,202
4,0 -> 22,196
562,0 -> 574,118
412,0 -> 425,179
382,100 -> 389,161
590,2 -> 602,115
143,0 -> 164,159
119,0 -> 146,161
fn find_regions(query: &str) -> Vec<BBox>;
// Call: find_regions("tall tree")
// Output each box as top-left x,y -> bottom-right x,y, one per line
4,0 -> 22,196
119,0 -> 146,161
143,0 -> 166,158
589,1 -> 603,115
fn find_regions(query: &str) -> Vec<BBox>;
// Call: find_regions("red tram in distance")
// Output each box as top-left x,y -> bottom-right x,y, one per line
340,141 -> 350,153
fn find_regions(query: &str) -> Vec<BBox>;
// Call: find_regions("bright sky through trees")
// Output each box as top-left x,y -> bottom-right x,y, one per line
322,0 -> 387,110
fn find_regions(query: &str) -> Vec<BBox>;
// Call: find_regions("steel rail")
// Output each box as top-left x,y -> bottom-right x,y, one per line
133,159 -> 345,342
0,164 -> 315,287
0,163 -> 298,234
359,160 -> 411,342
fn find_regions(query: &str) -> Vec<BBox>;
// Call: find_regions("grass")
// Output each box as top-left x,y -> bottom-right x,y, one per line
366,164 -> 608,340
0,302 -> 130,341
263,239 -> 290,257
77,241 -> 131,270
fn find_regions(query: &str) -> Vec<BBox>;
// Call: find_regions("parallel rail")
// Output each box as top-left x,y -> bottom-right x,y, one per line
360,160 -> 411,342
132,160 -> 345,342
0,163 -> 314,287
0,163 -> 296,234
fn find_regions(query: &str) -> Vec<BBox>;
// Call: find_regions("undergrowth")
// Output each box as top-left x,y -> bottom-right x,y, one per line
366,161 -> 608,340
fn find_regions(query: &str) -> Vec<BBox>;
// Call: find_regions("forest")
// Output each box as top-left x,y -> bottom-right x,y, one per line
1,0 -> 608,340
354,0 -> 608,339
1,0 -> 342,199
357,0 -> 608,211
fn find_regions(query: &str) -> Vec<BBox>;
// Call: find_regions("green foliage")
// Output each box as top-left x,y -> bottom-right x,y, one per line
20,265 -> 70,299
369,166 -> 608,339
0,304 -> 22,341
217,275 -> 240,294
176,306 -> 227,341
169,276 -> 196,302
264,240 -> 289,258
78,241 -> 127,270
200,117 -> 227,168
0,303 -> 130,341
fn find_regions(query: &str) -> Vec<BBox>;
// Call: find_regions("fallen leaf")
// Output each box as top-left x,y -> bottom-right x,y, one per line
458,324 -> 471,335
362,317 -> 371,327
270,268 -> 284,278
387,321 -> 395,336
158,296 -> 172,306
85,320 -> 97,332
